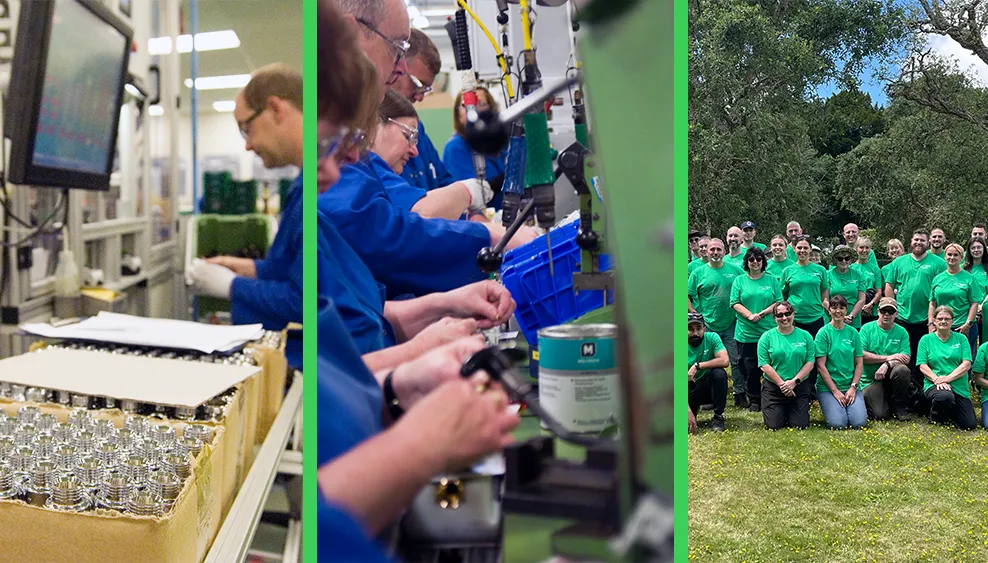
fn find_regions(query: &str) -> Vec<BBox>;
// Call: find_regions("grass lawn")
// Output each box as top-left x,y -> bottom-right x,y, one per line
689,403 -> 988,562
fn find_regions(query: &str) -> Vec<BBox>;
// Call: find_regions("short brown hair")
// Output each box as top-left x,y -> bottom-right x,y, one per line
379,89 -> 417,121
408,29 -> 441,75
243,63 -> 302,112
452,86 -> 499,135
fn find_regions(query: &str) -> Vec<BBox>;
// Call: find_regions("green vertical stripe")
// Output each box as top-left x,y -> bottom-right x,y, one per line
302,0 -> 316,559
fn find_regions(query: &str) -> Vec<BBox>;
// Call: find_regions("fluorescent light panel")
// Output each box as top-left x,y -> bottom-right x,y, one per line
148,105 -> 164,116
148,30 -> 240,55
184,74 -> 251,90
212,100 -> 236,112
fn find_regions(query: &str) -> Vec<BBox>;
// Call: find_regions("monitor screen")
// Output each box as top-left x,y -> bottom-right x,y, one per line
5,0 -> 132,191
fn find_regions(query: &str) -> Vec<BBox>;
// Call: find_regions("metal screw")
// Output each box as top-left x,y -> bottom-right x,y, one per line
17,405 -> 41,424
162,452 -> 191,480
0,437 -> 15,458
25,387 -> 49,403
0,463 -> 20,499
56,390 -> 72,405
96,442 -> 121,467
181,436 -> 203,459
54,446 -> 78,471
52,422 -> 75,443
10,384 -> 26,402
148,469 -> 181,510
103,397 -> 118,410
22,459 -> 56,506
9,447 -> 34,474
120,399 -> 141,414
174,406 -> 197,422
68,409 -> 94,431
153,424 -> 176,446
37,413 -> 57,434
122,455 -> 148,484
46,475 -> 92,512
184,424 -> 213,444
96,468 -> 132,511
94,419 -> 116,440
70,394 -> 91,409
115,428 -> 135,450
0,413 -> 16,437
124,416 -> 149,438
15,425 -> 38,448
137,440 -> 159,465
34,435 -> 55,459
75,456 -> 104,489
126,487 -> 163,517
75,430 -> 97,453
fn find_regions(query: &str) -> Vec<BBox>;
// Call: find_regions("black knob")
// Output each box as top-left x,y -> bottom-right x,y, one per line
477,246 -> 504,274
464,108 -> 510,156
572,21 -> 580,32
497,12 -> 509,25
576,228 -> 600,252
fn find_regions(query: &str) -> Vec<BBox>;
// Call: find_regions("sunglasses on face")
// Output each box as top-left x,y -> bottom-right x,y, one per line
835,256 -> 852,263
774,310 -> 794,319
879,308 -> 896,315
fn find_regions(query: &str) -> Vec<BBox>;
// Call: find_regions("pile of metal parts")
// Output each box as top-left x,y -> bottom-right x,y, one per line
0,406 -> 214,516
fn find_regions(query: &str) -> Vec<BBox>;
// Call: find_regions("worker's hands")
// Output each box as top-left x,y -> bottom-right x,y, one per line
410,318 -> 481,355
501,226 -> 543,251
205,256 -> 257,278
391,335 -> 487,410
399,378 -> 520,474
459,178 -> 494,213
444,280 -> 516,329
186,259 -> 236,299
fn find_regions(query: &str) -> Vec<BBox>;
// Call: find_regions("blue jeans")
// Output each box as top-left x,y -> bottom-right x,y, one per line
982,400 -> 988,430
716,325 -> 742,395
818,389 -> 867,429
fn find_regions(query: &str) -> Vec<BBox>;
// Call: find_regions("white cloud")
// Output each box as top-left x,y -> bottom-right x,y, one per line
925,33 -> 988,86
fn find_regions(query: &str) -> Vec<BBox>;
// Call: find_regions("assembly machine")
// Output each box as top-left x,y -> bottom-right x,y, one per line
401,0 -> 672,562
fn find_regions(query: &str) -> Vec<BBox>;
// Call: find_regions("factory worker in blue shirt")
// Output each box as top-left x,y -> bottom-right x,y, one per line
373,89 -> 494,219
443,86 -> 508,210
186,64 -> 304,367
391,29 -> 454,193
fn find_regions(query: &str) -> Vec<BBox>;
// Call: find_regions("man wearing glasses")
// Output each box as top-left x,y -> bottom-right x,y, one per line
338,0 -> 411,90
186,64 -> 305,367
392,29 -> 455,193
859,297 -> 913,420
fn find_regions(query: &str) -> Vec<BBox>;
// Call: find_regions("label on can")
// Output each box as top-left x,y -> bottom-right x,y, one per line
538,324 -> 619,433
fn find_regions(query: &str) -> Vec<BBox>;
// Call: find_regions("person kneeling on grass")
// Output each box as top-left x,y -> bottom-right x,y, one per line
814,295 -> 866,429
859,297 -> 912,421
687,312 -> 729,432
917,306 -> 977,429
757,301 -> 815,430
971,342 -> 988,429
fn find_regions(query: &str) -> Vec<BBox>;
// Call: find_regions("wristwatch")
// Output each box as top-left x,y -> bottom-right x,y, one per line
383,371 -> 405,420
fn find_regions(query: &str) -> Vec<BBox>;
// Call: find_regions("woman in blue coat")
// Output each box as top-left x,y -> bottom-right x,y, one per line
443,86 -> 507,210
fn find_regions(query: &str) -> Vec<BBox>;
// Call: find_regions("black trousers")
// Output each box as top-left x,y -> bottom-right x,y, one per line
761,379 -> 811,430
925,387 -> 977,430
795,318 -> 825,391
689,368 -> 728,418
737,342 -> 762,402
898,320 -> 932,414
862,364 -> 911,420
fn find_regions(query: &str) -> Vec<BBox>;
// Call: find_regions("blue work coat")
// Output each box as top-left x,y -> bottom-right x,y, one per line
318,154 -> 489,299
230,173 -> 302,367
399,121 -> 453,192
442,133 -> 506,209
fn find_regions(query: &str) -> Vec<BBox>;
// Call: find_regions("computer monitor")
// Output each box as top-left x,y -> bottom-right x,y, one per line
5,0 -> 133,191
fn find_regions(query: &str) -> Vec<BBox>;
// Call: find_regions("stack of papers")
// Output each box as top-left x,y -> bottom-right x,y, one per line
20,312 -> 264,354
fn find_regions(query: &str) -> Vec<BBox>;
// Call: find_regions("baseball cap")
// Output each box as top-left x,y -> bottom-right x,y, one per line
878,297 -> 898,312
689,229 -> 704,239
688,312 -> 705,325
740,221 -> 756,230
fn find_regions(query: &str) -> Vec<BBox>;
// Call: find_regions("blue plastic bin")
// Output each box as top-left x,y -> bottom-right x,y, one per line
501,220 -> 613,344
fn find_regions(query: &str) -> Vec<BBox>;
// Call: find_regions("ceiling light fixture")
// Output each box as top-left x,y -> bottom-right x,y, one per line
212,100 -> 236,112
184,74 -> 252,90
148,30 -> 240,55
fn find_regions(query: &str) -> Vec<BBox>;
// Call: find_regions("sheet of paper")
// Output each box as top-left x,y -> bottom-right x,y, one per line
0,349 -> 260,407
20,312 -> 264,354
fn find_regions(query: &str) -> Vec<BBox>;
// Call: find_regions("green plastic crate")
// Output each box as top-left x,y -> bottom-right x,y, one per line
192,214 -> 273,318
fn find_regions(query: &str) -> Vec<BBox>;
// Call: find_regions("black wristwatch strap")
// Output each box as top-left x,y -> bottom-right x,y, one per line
383,371 -> 405,420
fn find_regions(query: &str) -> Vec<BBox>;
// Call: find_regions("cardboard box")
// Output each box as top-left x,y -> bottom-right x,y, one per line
253,333 -> 288,445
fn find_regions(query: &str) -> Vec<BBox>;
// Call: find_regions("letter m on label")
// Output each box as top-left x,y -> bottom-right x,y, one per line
581,343 -> 596,357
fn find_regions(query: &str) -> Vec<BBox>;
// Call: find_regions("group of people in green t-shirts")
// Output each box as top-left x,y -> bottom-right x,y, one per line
687,221 -> 988,433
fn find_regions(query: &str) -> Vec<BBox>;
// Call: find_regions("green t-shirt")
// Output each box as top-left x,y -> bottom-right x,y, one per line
885,253 -> 947,324
688,262 -> 744,333
724,252 -> 746,269
851,261 -> 882,294
780,262 -> 830,324
730,274 -> 783,343
971,342 -> 988,402
814,323 -> 863,393
757,328 -> 815,381
929,269 -> 984,328
786,245 -> 798,262
687,331 -> 725,380
687,258 -> 708,278
881,262 -> 896,293
917,331 -> 973,399
858,321 -> 910,389
826,267 -> 867,328
856,248 -> 879,268
765,256 -> 796,279
969,266 -> 988,298
740,242 -> 767,253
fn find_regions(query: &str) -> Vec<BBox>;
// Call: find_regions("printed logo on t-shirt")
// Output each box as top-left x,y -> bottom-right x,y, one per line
793,342 -> 806,348
842,339 -> 853,346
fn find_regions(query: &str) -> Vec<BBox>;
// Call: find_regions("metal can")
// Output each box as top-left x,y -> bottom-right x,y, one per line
537,324 -> 619,433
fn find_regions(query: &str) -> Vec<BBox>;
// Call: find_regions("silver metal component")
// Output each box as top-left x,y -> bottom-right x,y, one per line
75,430 -> 97,453
9,447 -> 34,474
94,419 -> 116,440
153,424 -> 176,446
97,443 -> 122,467
124,415 -> 149,438
0,463 -> 20,499
54,445 -> 78,471
17,405 -> 41,424
0,413 -> 16,437
0,381 -> 11,398
174,405 -> 197,421
10,384 -> 26,402
162,452 -> 191,480
167,440 -> 189,459
36,413 -> 57,434
115,428 -> 136,450
68,408 -> 94,430
119,399 -> 141,414
22,459 -> 56,506
14,424 -> 38,448
25,387 -> 49,403
181,436 -> 203,458
103,397 -> 118,409
122,454 -> 148,484
56,390 -> 72,405
34,435 -> 55,459
136,440 -> 159,465
96,468 -> 132,511
0,437 -> 15,458
46,475 -> 92,512
70,394 -> 91,409
148,469 -> 181,510
52,422 -> 75,443
75,456 -> 104,488
184,424 -> 214,444
126,487 -> 164,517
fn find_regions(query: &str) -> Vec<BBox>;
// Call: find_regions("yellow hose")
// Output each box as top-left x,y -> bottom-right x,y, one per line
519,0 -> 533,51
456,0 -> 514,99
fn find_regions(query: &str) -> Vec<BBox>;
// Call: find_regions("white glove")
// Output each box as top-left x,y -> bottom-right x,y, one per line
186,259 -> 236,299
460,178 -> 494,213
